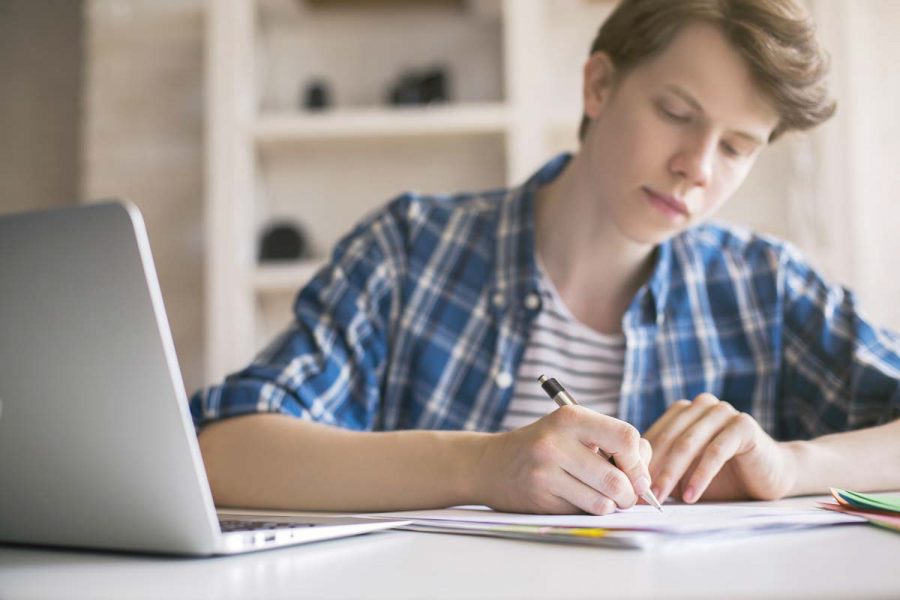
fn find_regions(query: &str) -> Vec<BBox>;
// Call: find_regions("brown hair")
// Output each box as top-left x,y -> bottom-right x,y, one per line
578,0 -> 836,142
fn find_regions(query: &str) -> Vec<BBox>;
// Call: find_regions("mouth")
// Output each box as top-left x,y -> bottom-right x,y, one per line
642,187 -> 690,219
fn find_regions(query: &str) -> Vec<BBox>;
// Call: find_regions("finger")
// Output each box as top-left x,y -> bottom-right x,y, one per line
646,396 -> 720,488
648,398 -> 722,497
545,490 -> 591,515
682,413 -> 757,503
653,400 -> 735,502
639,437 -> 652,467
558,438 -> 639,509
652,401 -> 738,503
552,469 -> 619,516
643,398 -> 692,441
647,394 -> 721,453
554,406 -> 650,506
636,438 -> 654,505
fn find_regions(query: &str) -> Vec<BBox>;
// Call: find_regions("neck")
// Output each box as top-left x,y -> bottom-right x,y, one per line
534,152 -> 656,334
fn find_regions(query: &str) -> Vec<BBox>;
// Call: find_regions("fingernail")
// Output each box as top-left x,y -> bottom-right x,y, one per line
683,486 -> 696,503
635,475 -> 651,495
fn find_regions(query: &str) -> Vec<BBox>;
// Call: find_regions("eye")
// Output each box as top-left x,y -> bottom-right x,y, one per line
657,102 -> 691,123
721,140 -> 754,159
721,141 -> 740,157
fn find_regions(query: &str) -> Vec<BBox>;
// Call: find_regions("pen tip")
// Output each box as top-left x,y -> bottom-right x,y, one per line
643,492 -> 664,513
537,374 -> 548,384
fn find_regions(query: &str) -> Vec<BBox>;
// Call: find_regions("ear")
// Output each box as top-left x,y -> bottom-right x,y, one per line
582,51 -> 617,121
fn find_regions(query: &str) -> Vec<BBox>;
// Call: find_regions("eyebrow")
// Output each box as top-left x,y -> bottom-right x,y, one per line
663,85 -> 767,146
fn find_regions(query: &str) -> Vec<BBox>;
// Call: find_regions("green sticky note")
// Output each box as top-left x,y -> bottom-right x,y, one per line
835,488 -> 900,513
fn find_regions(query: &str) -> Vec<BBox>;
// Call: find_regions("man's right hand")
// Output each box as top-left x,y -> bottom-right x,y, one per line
473,405 -> 653,515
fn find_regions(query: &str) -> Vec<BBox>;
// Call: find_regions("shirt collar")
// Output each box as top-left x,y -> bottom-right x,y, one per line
493,152 -> 674,320
643,238 -> 673,320
492,153 -> 572,312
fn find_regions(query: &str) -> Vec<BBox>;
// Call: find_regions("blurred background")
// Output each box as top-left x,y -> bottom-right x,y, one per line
1,0 -> 898,398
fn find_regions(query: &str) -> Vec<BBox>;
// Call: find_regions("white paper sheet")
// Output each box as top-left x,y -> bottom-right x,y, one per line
364,503 -> 864,536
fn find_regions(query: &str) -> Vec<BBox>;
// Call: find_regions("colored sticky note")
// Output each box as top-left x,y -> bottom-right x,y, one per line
830,488 -> 900,514
820,502 -> 900,533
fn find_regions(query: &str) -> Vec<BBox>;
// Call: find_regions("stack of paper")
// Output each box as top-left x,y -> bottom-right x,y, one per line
820,488 -> 900,533
364,503 -> 865,549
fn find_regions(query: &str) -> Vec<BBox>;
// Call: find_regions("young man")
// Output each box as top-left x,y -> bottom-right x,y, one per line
192,0 -> 900,515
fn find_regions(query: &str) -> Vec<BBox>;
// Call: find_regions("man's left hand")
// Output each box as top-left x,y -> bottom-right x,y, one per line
643,393 -> 796,504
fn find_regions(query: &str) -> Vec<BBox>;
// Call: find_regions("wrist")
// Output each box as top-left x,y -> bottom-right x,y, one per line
452,431 -> 498,506
780,438 -> 836,497
778,440 -> 803,498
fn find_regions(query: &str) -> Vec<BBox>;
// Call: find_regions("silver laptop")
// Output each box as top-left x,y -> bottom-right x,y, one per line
0,201 -> 407,555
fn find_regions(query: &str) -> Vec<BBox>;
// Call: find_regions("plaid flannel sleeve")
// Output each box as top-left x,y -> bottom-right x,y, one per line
778,245 -> 900,439
189,195 -> 411,432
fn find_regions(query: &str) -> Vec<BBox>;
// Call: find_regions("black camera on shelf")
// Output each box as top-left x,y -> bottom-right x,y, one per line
387,66 -> 449,106
258,221 -> 309,262
302,78 -> 332,110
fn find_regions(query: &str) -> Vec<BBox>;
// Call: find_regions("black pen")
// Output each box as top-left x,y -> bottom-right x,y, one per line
537,374 -> 663,512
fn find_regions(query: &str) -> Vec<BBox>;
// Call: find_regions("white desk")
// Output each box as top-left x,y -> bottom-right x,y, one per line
1,495 -> 897,600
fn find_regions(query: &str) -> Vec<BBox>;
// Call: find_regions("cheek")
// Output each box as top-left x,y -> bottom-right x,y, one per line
699,161 -> 752,215
599,113 -> 666,180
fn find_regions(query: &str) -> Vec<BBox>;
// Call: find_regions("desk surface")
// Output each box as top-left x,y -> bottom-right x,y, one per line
1,495 -> 897,600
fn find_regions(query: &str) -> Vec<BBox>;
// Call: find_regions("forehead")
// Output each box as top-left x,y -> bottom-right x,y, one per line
627,22 -> 780,135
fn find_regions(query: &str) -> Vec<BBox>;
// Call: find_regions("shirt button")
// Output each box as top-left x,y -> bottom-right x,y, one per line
492,292 -> 505,308
495,371 -> 514,389
656,312 -> 665,326
524,293 -> 540,310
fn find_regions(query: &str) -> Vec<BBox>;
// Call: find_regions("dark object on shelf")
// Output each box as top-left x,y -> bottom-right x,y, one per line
259,221 -> 308,261
306,0 -> 463,9
419,69 -> 448,104
388,67 -> 449,106
303,79 -> 332,110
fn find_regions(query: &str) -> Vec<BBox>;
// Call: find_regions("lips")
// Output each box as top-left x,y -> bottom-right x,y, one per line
643,187 -> 690,217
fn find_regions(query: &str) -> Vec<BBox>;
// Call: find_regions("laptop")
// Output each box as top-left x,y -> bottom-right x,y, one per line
0,201 -> 408,555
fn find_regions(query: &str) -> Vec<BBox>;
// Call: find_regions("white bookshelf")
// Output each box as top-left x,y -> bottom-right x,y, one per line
205,0 -> 615,381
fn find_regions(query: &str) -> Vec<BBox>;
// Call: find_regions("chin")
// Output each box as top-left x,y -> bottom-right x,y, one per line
616,210 -> 694,246
624,225 -> 685,246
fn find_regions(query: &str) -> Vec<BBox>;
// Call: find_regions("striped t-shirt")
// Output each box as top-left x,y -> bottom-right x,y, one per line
501,261 -> 626,431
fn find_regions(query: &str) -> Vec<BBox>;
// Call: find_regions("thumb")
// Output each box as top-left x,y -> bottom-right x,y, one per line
639,437 -> 653,468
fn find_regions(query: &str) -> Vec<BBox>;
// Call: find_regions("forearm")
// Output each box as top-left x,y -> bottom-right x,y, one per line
198,413 -> 492,512
783,418 -> 900,496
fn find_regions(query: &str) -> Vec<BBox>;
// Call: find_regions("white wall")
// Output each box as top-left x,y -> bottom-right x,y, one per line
83,0 -> 206,395
0,0 -> 82,215
800,0 -> 900,331
837,1 -> 900,330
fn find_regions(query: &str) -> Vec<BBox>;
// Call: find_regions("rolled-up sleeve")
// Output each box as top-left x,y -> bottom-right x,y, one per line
189,195 -> 411,433
778,245 -> 900,439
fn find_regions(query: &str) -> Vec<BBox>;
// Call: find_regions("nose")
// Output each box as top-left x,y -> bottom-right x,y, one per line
669,132 -> 715,188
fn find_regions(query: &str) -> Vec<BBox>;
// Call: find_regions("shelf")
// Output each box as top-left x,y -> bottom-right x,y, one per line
253,103 -> 510,143
253,259 -> 327,293
207,0 -> 605,380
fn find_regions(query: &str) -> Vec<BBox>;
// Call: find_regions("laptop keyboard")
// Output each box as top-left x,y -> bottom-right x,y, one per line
219,520 -> 317,533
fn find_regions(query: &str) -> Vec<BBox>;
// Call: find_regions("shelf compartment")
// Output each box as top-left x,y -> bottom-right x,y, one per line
254,133 -> 507,263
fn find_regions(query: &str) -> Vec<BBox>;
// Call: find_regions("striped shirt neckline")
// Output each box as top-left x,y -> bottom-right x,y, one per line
501,259 -> 626,431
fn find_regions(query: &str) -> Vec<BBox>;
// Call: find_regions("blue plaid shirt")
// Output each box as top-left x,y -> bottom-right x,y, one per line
191,154 -> 900,439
